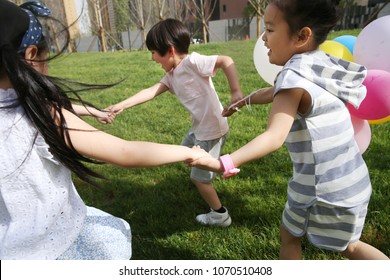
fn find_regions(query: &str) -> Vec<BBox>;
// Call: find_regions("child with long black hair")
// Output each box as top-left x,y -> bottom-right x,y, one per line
189,0 -> 389,259
0,0 -> 208,260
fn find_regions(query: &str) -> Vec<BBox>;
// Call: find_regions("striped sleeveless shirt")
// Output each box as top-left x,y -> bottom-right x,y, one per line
274,50 -> 371,208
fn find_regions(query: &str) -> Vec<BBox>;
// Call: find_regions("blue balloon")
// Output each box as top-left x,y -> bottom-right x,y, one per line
333,35 -> 357,55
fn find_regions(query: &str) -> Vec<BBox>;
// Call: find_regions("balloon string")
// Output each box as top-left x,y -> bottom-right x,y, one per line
227,90 -> 259,112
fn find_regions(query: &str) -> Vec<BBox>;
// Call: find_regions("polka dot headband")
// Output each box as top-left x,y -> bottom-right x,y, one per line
19,1 -> 51,52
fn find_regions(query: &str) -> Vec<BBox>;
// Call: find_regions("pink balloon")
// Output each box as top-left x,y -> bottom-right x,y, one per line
351,115 -> 371,154
348,69 -> 390,120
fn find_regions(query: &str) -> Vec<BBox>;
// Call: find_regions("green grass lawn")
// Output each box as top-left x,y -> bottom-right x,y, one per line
50,30 -> 390,260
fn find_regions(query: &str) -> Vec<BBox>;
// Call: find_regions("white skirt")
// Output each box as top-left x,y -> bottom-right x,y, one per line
57,206 -> 132,260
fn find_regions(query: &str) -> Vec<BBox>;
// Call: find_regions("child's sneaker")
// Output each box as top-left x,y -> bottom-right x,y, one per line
196,207 -> 232,227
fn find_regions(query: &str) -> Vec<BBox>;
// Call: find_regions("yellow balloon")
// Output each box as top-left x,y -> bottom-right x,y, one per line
368,115 -> 390,124
319,40 -> 355,62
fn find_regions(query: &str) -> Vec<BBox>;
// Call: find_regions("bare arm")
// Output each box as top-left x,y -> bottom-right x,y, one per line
214,55 -> 243,104
247,87 -> 275,105
62,109 -> 208,167
72,104 -> 114,124
190,88 -> 305,172
222,87 -> 275,117
72,104 -> 101,116
108,82 -> 168,115
230,88 -> 300,165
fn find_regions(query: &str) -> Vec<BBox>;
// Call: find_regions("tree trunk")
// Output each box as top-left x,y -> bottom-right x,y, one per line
256,11 -> 261,38
202,21 -> 207,44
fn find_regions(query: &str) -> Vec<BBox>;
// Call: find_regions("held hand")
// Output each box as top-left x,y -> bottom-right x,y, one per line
230,90 -> 244,105
186,145 -> 211,162
106,104 -> 124,116
222,90 -> 245,117
222,104 -> 240,117
187,146 -> 223,173
222,98 -> 246,117
96,111 -> 116,124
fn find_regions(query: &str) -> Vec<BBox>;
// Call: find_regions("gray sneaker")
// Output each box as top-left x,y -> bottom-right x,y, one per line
196,208 -> 232,227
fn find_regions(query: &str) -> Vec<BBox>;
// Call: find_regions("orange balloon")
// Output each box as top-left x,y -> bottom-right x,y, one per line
368,115 -> 390,124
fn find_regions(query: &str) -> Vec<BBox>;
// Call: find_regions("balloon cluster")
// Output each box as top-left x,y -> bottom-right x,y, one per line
321,16 -> 390,153
253,16 -> 390,154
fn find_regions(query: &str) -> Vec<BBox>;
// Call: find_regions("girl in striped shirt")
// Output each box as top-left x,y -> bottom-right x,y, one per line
190,0 -> 388,260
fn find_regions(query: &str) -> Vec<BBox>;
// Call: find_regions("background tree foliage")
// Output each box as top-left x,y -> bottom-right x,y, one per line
113,0 -> 132,32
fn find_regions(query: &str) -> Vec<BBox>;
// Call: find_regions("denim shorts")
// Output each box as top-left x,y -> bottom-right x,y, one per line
181,130 -> 228,184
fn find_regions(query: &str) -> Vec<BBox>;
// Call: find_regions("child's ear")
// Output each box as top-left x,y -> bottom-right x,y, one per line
296,27 -> 312,48
24,45 -> 39,61
168,46 -> 176,57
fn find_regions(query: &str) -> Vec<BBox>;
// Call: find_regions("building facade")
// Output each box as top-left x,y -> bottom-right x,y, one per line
217,0 -> 248,20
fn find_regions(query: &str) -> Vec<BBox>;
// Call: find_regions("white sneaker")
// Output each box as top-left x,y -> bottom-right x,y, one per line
196,208 -> 232,227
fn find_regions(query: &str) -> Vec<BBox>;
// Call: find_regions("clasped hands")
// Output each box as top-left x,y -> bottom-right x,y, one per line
186,146 -> 223,173
222,95 -> 246,117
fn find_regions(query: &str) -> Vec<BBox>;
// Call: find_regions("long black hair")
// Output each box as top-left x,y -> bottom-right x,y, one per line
0,0 -> 115,187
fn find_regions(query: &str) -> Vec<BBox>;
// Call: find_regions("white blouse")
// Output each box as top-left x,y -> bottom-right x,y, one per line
0,88 -> 86,259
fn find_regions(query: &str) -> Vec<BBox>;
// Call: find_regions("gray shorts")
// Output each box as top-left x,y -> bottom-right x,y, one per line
282,199 -> 369,252
181,130 -> 228,184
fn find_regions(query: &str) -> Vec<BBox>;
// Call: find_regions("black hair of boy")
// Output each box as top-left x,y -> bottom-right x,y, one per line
146,18 -> 191,56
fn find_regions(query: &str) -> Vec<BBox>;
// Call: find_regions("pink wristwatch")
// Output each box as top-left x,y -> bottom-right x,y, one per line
219,154 -> 240,178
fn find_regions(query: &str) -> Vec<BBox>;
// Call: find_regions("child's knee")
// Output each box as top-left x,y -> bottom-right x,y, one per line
341,241 -> 359,257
